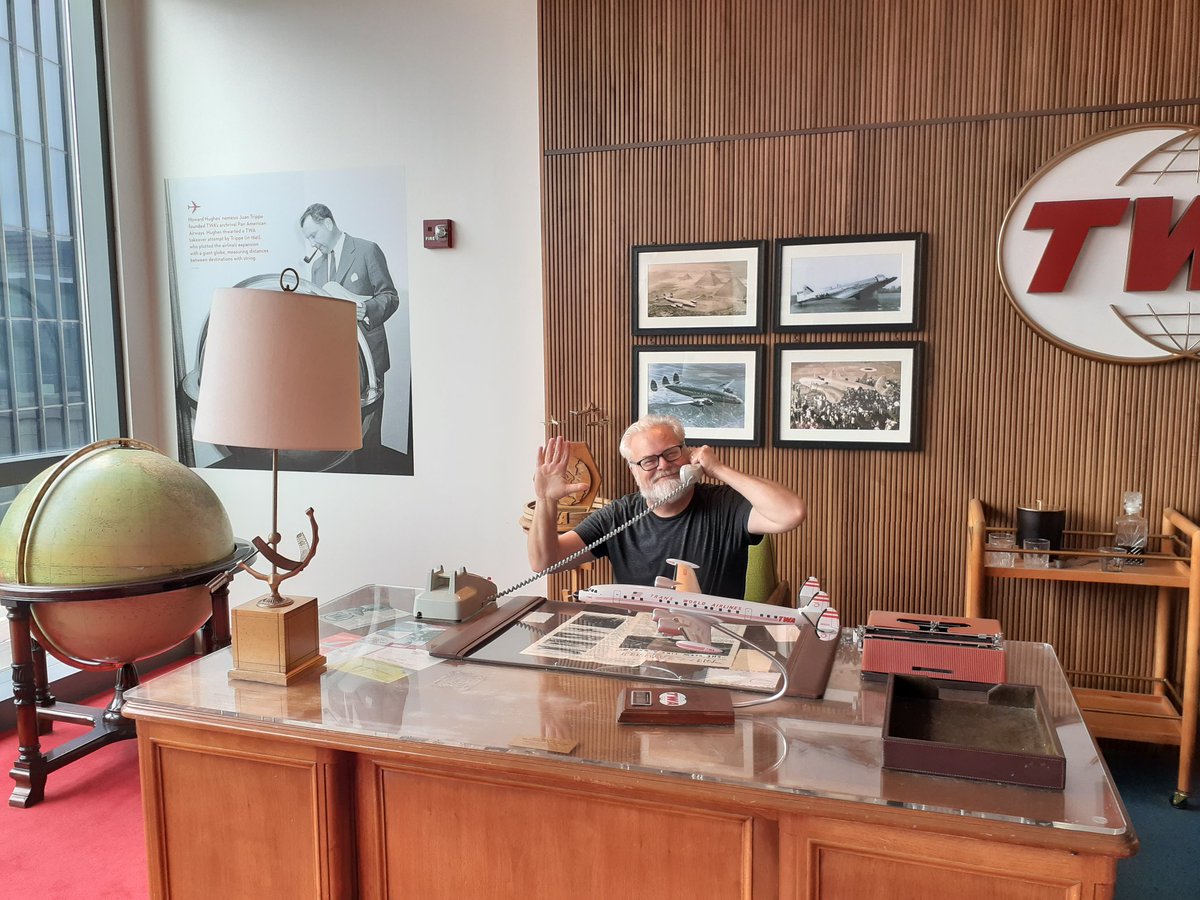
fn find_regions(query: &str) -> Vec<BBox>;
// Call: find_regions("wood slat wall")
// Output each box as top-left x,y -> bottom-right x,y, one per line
537,0 -> 1200,690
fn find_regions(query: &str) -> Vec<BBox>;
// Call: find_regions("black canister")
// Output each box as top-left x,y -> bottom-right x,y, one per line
1016,502 -> 1066,551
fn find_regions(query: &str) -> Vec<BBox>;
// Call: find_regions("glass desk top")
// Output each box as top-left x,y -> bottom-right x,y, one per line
124,584 -> 1133,838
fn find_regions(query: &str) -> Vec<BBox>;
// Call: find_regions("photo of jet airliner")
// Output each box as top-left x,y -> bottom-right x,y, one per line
792,274 -> 897,306
650,372 -> 743,406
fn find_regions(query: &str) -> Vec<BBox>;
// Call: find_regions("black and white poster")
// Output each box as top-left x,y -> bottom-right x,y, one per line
166,168 -> 413,475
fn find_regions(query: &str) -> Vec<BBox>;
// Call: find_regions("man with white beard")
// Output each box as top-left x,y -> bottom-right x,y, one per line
528,415 -> 806,599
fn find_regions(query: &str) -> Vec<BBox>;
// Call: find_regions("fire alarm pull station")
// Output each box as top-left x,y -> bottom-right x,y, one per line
423,219 -> 453,249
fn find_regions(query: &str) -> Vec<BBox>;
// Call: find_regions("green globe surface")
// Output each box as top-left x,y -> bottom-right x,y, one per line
0,444 -> 235,667
0,445 -> 233,585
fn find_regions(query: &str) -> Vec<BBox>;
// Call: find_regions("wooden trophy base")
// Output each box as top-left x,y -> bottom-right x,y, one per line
616,686 -> 734,726
228,594 -> 326,685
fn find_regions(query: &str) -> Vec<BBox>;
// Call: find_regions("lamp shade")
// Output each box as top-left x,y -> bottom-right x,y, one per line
194,287 -> 363,451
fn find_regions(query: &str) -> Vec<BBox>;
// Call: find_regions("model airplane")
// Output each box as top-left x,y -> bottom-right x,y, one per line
579,569 -> 840,655
579,581 -> 800,623
793,274 -> 897,306
650,609 -> 723,654
649,372 -> 743,406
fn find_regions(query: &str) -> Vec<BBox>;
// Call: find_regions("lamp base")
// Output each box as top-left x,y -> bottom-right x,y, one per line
228,593 -> 326,685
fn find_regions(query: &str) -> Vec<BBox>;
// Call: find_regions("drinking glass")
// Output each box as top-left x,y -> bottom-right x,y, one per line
1099,546 -> 1128,573
1023,538 -> 1051,569
986,532 -> 1016,567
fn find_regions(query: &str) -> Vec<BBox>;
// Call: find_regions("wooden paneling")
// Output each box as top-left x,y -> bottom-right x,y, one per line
358,758 -> 759,899
781,815 -> 1117,900
537,0 -> 1200,692
138,723 -> 355,899
540,0 -> 1200,153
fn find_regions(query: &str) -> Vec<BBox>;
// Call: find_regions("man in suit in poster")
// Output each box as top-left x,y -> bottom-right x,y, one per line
300,202 -> 400,470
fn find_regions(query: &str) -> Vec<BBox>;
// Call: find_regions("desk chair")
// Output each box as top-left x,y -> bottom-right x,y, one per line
745,534 -> 793,608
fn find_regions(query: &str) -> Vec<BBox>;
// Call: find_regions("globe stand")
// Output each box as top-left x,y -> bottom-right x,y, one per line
1,540 -> 257,809
102,662 -> 141,727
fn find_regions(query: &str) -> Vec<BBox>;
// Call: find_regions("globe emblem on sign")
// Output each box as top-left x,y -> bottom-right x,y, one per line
0,440 -> 235,667
561,457 -> 593,506
659,691 -> 687,707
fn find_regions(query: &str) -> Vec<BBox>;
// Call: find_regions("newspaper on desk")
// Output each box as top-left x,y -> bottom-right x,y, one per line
359,621 -> 446,671
318,603 -> 403,630
521,610 -> 744,669
321,619 -> 447,678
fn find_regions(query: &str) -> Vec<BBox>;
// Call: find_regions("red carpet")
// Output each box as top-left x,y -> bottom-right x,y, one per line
0,660 -> 194,900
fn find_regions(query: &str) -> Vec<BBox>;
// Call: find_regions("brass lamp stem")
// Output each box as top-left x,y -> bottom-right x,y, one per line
237,450 -> 319,606
257,448 -> 291,608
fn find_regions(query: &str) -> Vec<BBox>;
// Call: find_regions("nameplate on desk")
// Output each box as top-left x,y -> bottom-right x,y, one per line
509,736 -> 578,754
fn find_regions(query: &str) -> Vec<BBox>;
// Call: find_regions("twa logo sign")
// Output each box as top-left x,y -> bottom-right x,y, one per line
998,124 -> 1200,362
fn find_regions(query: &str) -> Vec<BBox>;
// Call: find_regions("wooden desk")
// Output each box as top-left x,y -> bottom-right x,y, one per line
124,585 -> 1136,900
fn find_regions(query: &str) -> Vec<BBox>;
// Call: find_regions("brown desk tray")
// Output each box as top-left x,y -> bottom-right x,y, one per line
882,675 -> 1065,790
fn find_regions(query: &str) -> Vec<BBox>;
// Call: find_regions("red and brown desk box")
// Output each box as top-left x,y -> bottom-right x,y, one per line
882,674 -> 1065,790
862,611 -> 1007,684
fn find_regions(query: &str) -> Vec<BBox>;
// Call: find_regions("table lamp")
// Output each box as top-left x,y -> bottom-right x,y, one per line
194,275 -> 362,684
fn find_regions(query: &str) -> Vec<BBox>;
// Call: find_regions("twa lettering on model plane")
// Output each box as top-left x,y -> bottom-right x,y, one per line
649,372 -> 743,406
794,274 -> 896,306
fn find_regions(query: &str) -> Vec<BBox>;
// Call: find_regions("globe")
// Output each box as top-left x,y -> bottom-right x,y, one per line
0,440 -> 235,668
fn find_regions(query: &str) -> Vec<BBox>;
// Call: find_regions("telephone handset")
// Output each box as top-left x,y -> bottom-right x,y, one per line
496,464 -> 701,598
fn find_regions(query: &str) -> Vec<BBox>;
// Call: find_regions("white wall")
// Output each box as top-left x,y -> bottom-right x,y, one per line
102,0 -> 545,603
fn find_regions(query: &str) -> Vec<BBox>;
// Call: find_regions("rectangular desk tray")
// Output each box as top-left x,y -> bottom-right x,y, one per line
882,674 -> 1065,790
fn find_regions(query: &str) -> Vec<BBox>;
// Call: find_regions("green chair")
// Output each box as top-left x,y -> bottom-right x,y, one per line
744,534 -> 793,607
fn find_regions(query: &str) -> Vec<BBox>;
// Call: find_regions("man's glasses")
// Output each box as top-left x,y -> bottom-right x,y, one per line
631,444 -> 684,471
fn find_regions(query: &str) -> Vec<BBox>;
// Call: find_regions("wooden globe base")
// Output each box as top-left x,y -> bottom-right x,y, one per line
229,594 -> 326,685
2,540 -> 256,808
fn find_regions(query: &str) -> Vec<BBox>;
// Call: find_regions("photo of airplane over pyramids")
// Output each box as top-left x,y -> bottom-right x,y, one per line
647,261 -> 749,319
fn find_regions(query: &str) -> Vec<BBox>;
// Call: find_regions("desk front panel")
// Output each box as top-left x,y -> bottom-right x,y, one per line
357,755 -> 763,899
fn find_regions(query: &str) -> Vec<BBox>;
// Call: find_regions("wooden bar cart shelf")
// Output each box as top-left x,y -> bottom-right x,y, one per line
966,499 -> 1200,808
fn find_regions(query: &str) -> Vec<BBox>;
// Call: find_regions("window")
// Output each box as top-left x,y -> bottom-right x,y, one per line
0,0 -> 124,689
1,0 -> 121,504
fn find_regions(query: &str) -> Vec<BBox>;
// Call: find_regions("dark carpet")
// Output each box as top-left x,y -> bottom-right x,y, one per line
1102,737 -> 1200,898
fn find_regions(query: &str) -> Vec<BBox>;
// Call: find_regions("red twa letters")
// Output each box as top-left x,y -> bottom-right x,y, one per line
1024,197 -> 1200,293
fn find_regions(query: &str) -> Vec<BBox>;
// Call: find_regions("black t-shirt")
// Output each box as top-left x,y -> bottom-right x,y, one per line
573,484 -> 762,599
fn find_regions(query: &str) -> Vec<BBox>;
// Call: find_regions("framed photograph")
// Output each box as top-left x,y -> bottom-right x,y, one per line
774,232 -> 925,332
773,341 -> 924,450
632,240 -> 767,335
633,345 -> 764,447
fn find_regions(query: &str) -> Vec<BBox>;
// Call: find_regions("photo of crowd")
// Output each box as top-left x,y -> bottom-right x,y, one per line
789,365 -> 901,432
774,342 -> 921,450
